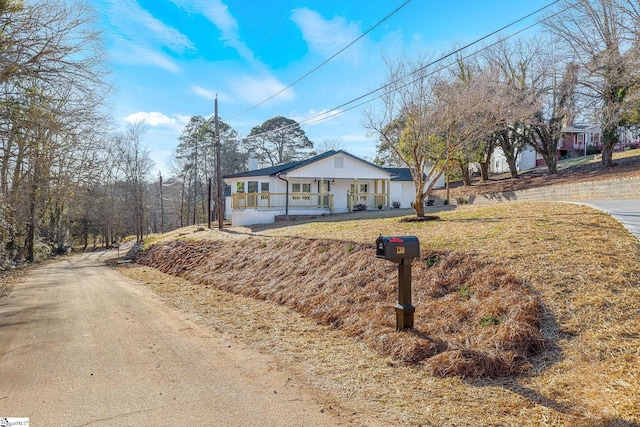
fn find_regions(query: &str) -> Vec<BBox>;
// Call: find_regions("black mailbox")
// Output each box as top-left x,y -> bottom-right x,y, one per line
376,235 -> 420,331
376,235 -> 420,262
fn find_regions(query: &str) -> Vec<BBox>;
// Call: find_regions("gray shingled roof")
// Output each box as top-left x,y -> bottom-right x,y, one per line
384,167 -> 414,181
223,150 -> 397,179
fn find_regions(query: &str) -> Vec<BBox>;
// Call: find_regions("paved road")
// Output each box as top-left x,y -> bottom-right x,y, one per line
580,199 -> 640,241
0,250 -> 366,426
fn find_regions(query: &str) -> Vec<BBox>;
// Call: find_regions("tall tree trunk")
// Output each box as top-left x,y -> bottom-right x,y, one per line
601,122 -> 617,168
459,159 -> 472,186
479,161 -> 490,181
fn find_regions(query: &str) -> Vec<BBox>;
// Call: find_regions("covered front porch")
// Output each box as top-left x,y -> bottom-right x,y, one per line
230,177 -> 392,213
231,192 -> 335,211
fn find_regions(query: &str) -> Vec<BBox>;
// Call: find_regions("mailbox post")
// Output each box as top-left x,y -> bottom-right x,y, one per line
376,235 -> 420,331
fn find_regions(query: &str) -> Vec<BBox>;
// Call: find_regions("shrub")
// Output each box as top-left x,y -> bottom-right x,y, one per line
586,145 -> 600,155
32,238 -> 52,263
424,255 -> 439,267
392,201 -> 401,209
353,203 -> 366,211
458,286 -> 474,299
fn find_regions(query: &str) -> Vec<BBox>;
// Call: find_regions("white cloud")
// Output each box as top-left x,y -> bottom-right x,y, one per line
170,0 -> 255,63
291,8 -> 362,64
102,0 -> 192,73
229,74 -> 295,104
175,114 -> 193,126
125,112 -> 177,127
106,0 -> 194,53
118,44 -> 180,73
191,85 -> 217,101
293,109 -> 343,126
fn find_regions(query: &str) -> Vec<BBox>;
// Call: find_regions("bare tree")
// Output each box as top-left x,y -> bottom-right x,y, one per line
0,0 -> 111,262
482,38 -> 545,178
545,0 -> 640,168
527,59 -> 579,174
115,122 -> 154,242
365,54 -> 448,217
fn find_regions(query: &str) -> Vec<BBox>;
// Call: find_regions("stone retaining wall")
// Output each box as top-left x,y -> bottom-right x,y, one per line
465,175 -> 640,205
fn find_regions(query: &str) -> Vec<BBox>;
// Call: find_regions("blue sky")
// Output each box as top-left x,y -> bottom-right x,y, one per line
94,0 -> 555,176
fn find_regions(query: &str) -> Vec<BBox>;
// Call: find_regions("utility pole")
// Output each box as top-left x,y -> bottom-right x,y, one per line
207,177 -> 212,229
215,96 -> 223,230
159,171 -> 164,234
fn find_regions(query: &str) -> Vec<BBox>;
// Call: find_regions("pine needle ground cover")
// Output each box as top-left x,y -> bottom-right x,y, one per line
136,239 -> 543,378
124,201 -> 640,425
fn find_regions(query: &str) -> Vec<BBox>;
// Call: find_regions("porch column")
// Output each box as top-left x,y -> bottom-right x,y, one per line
386,179 -> 391,208
354,178 -> 359,207
320,177 -> 324,208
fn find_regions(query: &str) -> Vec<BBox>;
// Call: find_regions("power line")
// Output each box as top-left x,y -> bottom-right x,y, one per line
226,0 -> 413,120
298,0 -> 575,129
228,0 -> 569,143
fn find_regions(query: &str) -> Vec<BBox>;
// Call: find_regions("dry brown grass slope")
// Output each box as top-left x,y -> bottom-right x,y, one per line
122,199 -> 640,426
136,239 -> 544,378
119,151 -> 640,426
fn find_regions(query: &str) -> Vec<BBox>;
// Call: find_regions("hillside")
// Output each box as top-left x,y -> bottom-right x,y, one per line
117,199 -> 640,426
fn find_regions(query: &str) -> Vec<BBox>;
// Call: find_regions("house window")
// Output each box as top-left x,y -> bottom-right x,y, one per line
248,181 -> 258,193
236,182 -> 245,193
334,157 -> 344,168
292,183 -> 311,200
261,182 -> 269,199
359,184 -> 368,193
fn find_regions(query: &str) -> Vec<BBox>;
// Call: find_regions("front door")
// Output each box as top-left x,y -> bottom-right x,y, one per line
318,180 -> 330,207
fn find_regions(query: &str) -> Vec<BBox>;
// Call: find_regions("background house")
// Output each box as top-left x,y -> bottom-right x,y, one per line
384,167 -> 445,209
491,145 -> 537,173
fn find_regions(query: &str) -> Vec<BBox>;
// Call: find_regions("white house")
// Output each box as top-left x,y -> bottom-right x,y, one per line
223,150 -> 443,226
491,145 -> 537,174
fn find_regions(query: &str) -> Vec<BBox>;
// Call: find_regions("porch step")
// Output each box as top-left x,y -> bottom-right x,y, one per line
275,214 -> 327,222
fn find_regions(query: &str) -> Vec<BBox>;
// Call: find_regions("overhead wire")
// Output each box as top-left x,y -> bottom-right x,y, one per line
297,0 -> 576,128
227,0 -> 570,142
225,0 -> 413,121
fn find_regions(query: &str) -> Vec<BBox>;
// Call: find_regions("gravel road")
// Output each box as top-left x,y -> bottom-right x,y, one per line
0,249 -> 358,426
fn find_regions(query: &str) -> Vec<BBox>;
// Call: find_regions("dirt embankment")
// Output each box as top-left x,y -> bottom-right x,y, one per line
135,237 -> 543,378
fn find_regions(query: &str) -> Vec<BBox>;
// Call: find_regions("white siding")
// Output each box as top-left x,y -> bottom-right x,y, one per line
287,154 -> 391,180
491,147 -> 537,173
390,182 -> 415,209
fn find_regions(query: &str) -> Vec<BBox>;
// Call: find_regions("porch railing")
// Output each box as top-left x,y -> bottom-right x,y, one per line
231,192 -> 334,212
347,192 -> 389,210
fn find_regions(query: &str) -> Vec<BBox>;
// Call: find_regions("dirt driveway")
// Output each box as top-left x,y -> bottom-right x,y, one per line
0,250 -> 379,426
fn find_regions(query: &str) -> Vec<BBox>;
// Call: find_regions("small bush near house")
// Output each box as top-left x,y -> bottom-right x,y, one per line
586,145 -> 600,155
392,201 -> 401,209
353,203 -> 366,211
